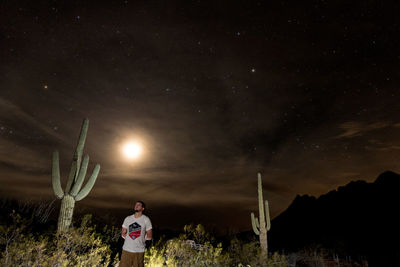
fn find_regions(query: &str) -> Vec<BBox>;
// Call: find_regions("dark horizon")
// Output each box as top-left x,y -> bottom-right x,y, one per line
1,0 -> 400,232
1,169 -> 395,235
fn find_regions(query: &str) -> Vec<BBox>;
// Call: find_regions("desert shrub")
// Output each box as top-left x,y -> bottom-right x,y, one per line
286,247 -> 329,267
285,246 -> 362,267
183,224 -> 214,244
146,238 -> 228,267
0,213 -> 117,266
228,237 -> 287,267
146,224 -> 287,267
1,211 -> 289,267
146,224 -> 228,267
50,214 -> 113,266
145,238 -> 168,267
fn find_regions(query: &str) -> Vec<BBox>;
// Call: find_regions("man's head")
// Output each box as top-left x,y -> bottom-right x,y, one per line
134,201 -> 146,213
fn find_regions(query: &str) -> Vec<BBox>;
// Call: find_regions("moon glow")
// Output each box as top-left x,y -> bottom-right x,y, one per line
123,142 -> 142,160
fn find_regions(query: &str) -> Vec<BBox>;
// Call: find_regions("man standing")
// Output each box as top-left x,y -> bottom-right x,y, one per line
120,201 -> 153,267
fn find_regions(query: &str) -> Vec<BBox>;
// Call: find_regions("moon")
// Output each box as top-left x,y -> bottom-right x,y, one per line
122,141 -> 142,160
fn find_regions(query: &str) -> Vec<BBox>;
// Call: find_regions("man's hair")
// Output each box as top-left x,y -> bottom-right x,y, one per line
136,200 -> 146,209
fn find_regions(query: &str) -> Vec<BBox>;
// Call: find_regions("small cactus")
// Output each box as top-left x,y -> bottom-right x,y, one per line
251,173 -> 271,256
52,118 -> 100,232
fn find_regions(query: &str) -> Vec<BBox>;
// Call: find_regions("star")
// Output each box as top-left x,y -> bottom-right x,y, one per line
251,68 -> 256,73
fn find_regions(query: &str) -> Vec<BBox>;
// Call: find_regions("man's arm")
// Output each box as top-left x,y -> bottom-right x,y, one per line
121,227 -> 127,239
146,229 -> 153,240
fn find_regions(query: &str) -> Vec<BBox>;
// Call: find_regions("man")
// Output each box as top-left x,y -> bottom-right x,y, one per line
120,201 -> 153,267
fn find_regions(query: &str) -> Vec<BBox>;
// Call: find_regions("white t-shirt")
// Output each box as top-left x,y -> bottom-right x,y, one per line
122,214 -> 152,253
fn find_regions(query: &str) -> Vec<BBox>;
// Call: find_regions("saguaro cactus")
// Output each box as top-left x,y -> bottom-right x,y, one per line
251,173 -> 271,256
52,118 -> 100,232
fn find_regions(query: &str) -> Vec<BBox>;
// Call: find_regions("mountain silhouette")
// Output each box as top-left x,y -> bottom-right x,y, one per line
269,171 -> 400,266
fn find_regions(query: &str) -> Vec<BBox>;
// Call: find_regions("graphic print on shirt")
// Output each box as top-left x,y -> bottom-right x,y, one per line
128,222 -> 142,240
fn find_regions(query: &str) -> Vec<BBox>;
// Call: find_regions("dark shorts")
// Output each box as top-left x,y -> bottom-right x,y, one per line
119,250 -> 145,267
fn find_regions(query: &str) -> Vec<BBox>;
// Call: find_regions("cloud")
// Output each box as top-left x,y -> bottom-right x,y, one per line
367,145 -> 400,151
0,97 -> 66,143
0,138 -> 50,172
334,121 -> 390,139
364,139 -> 400,152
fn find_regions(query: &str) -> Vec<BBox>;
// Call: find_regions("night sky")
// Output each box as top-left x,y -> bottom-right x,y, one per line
1,1 -> 400,232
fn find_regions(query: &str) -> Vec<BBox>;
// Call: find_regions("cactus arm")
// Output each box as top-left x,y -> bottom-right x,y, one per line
257,173 -> 266,228
70,155 -> 89,197
251,212 -> 260,235
74,118 -> 89,177
52,151 -> 64,199
253,173 -> 269,256
75,164 -> 100,201
265,200 -> 271,231
65,119 -> 88,193
65,161 -> 77,194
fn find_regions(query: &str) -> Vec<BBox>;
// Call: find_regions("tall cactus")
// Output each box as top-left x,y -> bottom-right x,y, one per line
52,118 -> 100,232
251,173 -> 271,256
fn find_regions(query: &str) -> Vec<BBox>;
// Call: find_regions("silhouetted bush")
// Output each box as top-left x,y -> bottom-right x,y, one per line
0,212 -> 117,266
